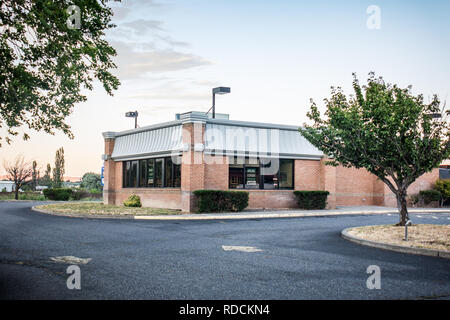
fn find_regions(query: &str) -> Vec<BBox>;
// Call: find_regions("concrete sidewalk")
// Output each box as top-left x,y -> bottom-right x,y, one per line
134,206 -> 450,220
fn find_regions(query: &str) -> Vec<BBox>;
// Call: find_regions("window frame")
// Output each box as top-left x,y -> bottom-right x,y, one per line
122,155 -> 182,189
228,157 -> 294,190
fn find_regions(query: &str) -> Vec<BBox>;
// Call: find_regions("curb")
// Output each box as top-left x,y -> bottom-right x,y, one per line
31,204 -> 450,221
341,227 -> 450,259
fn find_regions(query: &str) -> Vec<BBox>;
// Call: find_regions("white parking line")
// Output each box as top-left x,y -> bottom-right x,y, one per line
222,246 -> 263,253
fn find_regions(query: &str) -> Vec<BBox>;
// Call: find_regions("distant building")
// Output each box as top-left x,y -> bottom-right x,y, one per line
0,181 -> 15,192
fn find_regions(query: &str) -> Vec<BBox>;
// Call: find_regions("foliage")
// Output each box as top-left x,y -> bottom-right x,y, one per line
434,179 -> 450,206
80,172 -> 102,191
0,191 -> 46,201
123,194 -> 142,208
31,160 -> 39,191
43,188 -> 73,201
293,191 -> 330,209
193,190 -> 249,213
52,147 -> 65,188
39,163 -> 52,187
300,73 -> 449,225
71,189 -> 102,200
419,190 -> 441,205
3,155 -> 34,200
0,0 -> 120,146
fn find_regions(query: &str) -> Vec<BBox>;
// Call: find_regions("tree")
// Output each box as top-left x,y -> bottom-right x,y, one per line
52,147 -> 65,188
3,155 -> 33,200
300,73 -> 450,226
80,172 -> 102,191
0,0 -> 120,147
31,160 -> 39,191
39,163 -> 52,187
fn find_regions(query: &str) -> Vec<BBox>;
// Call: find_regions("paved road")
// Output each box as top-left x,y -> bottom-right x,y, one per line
0,201 -> 449,299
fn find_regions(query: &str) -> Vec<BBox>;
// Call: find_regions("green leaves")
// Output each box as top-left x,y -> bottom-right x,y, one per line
300,73 -> 450,193
0,0 -> 120,146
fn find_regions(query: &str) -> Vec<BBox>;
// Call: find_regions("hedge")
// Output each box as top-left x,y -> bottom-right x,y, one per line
419,190 -> 441,204
43,188 -> 73,201
293,191 -> 330,209
193,190 -> 249,213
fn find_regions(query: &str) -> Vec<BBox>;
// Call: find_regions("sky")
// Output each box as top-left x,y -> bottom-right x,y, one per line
1,0 -> 449,177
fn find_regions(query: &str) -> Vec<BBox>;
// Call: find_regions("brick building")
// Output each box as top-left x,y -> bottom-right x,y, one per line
102,111 -> 439,212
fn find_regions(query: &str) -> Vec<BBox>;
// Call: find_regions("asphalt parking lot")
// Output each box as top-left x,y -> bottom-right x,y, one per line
0,201 -> 449,299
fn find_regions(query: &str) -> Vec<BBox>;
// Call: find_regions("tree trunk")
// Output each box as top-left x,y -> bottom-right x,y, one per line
14,186 -> 19,200
396,190 -> 409,226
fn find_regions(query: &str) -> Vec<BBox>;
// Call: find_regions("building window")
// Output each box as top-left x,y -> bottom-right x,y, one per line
280,159 -> 294,189
123,156 -> 181,188
229,157 -> 244,189
261,158 -> 279,190
147,159 -> 154,186
228,157 -> 294,190
154,158 -> 163,187
139,160 -> 147,187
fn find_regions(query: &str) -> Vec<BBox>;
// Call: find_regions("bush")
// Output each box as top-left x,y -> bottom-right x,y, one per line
293,191 -> 330,209
435,179 -> 450,206
43,188 -> 73,201
123,194 -> 142,207
193,190 -> 249,213
419,190 -> 441,205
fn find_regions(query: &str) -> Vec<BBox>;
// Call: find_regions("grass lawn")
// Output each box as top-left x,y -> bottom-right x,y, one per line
36,202 -> 182,216
347,224 -> 450,252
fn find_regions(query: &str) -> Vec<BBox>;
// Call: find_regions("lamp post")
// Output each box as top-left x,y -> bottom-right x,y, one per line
211,87 -> 230,118
125,111 -> 139,129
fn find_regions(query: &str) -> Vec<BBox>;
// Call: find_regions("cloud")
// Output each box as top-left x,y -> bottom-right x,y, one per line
120,19 -> 165,33
110,41 -> 211,80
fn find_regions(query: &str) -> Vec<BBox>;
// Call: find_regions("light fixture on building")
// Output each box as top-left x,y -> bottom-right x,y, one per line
125,111 -> 139,128
206,87 -> 230,119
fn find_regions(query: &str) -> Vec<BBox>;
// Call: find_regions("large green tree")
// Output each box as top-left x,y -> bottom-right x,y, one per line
0,0 -> 120,146
80,172 -> 102,190
300,73 -> 449,226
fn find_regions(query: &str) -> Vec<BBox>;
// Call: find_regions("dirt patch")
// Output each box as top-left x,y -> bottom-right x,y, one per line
36,202 -> 181,216
347,224 -> 450,252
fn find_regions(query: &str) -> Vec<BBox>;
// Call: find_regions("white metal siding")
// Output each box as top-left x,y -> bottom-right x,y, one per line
204,123 -> 322,159
111,125 -> 183,160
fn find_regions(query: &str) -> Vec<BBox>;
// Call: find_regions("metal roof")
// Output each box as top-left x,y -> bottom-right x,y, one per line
204,123 -> 322,159
110,124 -> 183,160
106,111 -> 323,161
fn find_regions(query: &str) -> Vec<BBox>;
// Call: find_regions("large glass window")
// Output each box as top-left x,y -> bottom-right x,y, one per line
154,158 -> 163,187
130,160 -> 138,188
139,160 -> 147,187
279,159 -> 294,189
123,156 -> 182,188
165,157 -> 174,187
244,158 -> 260,189
228,157 -> 294,190
229,157 -> 244,189
261,158 -> 279,190
147,159 -> 155,186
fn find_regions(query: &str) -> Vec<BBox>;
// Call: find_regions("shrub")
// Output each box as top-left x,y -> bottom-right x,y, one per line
435,179 -> 450,206
293,191 -> 330,209
123,194 -> 142,207
43,188 -> 73,201
409,194 -> 419,207
193,190 -> 249,213
419,190 -> 441,205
